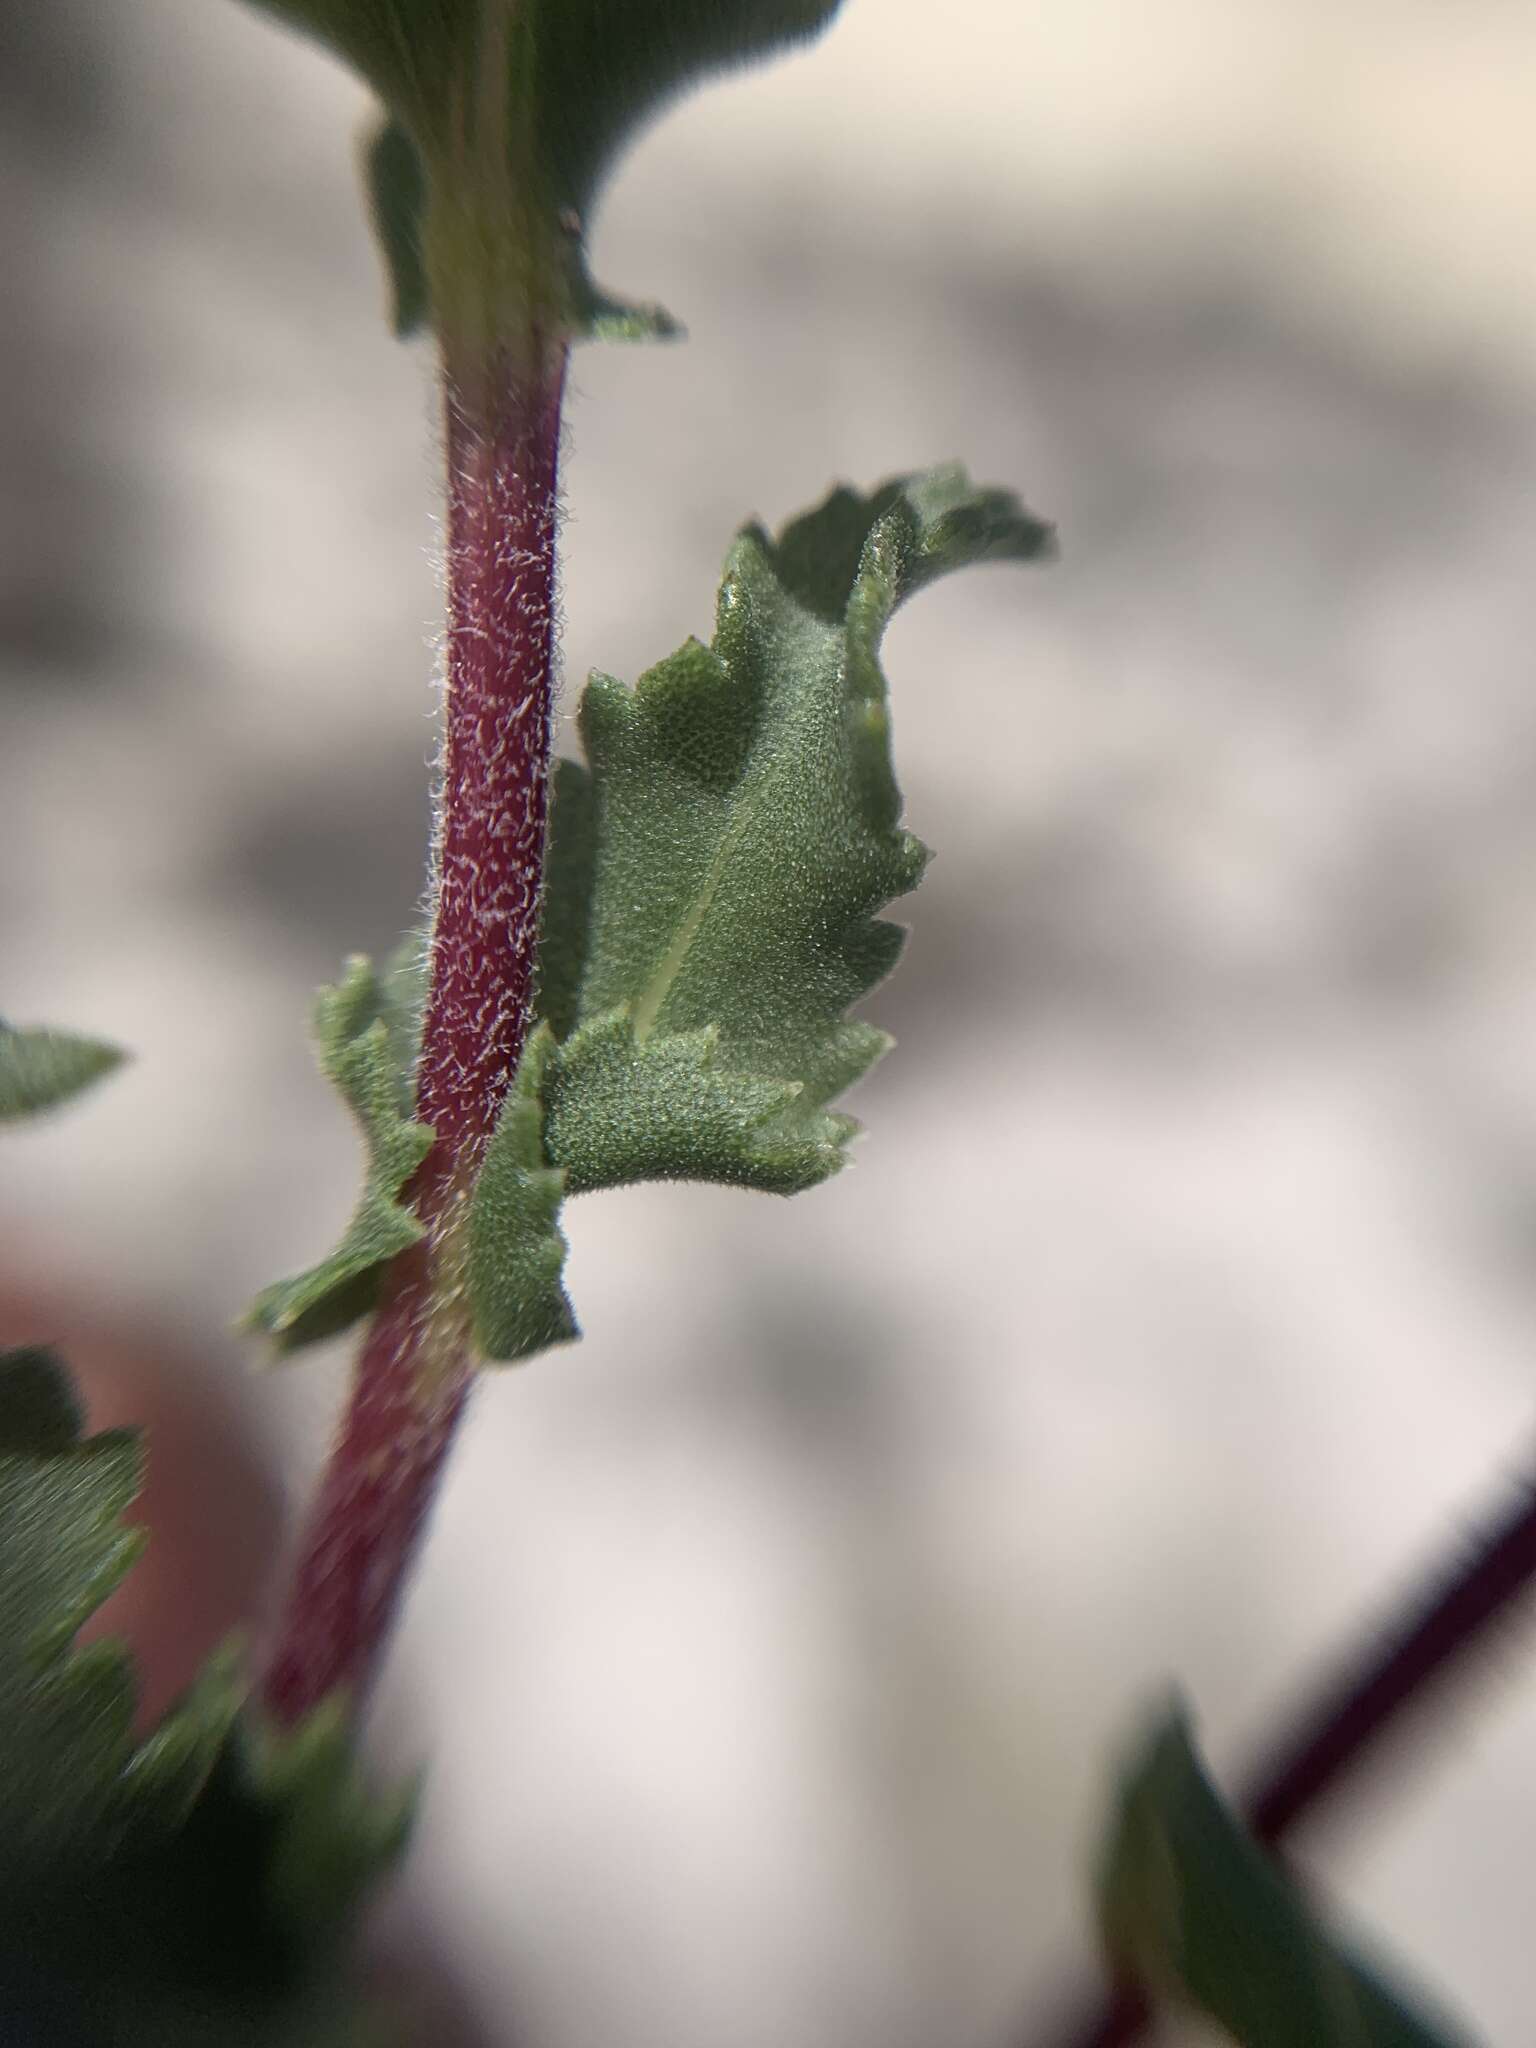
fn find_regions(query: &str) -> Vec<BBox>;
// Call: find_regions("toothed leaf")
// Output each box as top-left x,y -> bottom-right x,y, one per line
248,957 -> 434,1352
0,1350 -> 407,2040
523,467 -> 1050,1200
0,1347 -> 239,1869
238,0 -> 840,346
1098,1705 -> 1475,2048
376,931 -> 428,1105
467,1029 -> 577,1363
541,1007 -> 852,1196
0,1021 -> 124,1121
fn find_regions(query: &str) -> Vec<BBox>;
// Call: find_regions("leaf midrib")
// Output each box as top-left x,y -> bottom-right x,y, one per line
629,614 -> 829,1045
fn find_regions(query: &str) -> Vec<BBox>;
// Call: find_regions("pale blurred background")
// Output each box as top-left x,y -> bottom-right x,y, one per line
6,1 -> 1536,2041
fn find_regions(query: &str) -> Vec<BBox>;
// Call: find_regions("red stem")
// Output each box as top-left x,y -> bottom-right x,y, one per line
262,348 -> 568,1725
1030,1468 -> 1536,2048
418,357 -> 568,1162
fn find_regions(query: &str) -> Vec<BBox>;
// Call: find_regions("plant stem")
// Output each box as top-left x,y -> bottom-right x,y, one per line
417,352 -> 569,1164
1029,1466 -> 1536,2048
262,345 -> 568,1726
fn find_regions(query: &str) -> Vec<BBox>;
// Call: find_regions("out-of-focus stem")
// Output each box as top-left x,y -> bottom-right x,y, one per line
262,346 -> 568,1726
1029,1469 -> 1536,2048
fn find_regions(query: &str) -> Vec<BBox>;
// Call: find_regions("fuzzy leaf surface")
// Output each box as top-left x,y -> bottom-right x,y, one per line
0,1021 -> 123,1121
248,956 -> 433,1352
238,0 -> 841,342
468,1028 -> 577,1363
0,1349 -> 408,2043
539,1012 -> 847,1197
1099,1706 -> 1476,2047
522,467 -> 1051,1203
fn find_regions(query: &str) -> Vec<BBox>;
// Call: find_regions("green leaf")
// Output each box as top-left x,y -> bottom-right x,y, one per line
361,112 -> 429,338
534,756 -> 599,1043
0,1349 -> 406,2043
0,1020 -> 124,1121
232,1701 -> 415,1952
237,0 -> 843,347
542,1008 -> 849,1196
248,956 -> 434,1353
465,469 -> 1046,1360
525,467 -> 1050,1200
0,1348 -> 239,1870
5,1710 -> 407,2046
1098,1704 -> 1478,2048
376,930 -> 428,1101
467,1027 -> 577,1363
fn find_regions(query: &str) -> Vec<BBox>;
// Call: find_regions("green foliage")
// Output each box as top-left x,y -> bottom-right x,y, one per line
362,114 -> 428,339
0,1348 -> 406,2044
0,1346 -> 239,1867
465,467 -> 1049,1358
248,957 -> 433,1353
539,1013 -> 844,1197
1098,1705 -> 1476,2048
534,757 -> 598,1043
234,1702 -> 415,1962
467,1028 -> 577,1363
238,0 -> 842,346
239,476 -> 1045,1370
23,0 -> 1516,2032
0,1019 -> 123,1121
534,465 -> 1047,1186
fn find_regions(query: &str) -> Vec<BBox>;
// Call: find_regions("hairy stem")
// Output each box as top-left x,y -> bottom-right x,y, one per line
263,346 -> 568,1725
1031,1467 -> 1536,2048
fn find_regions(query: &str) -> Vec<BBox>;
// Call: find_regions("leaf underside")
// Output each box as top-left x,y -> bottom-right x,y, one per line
1099,1705 -> 1477,2048
466,466 -> 1050,1361
244,0 -> 844,341
362,112 -> 428,339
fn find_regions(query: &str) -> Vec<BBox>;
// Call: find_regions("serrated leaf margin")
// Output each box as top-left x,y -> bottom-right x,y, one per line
0,1349 -> 242,1868
467,1029 -> 577,1365
541,1004 -> 860,1196
247,957 -> 434,1354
